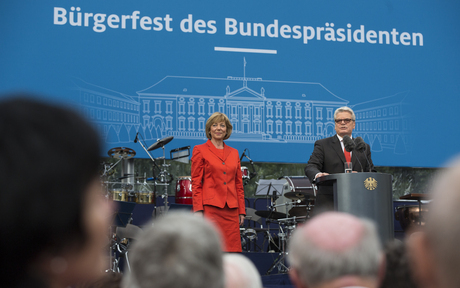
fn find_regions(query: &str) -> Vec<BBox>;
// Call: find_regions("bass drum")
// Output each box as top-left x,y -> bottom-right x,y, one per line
395,205 -> 428,231
275,176 -> 315,218
175,177 -> 193,205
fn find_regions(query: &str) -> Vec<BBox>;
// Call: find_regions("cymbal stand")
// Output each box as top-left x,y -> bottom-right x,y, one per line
156,145 -> 172,212
264,221 -> 278,253
101,160 -> 122,178
134,134 -> 159,209
266,221 -> 289,275
107,230 -> 131,273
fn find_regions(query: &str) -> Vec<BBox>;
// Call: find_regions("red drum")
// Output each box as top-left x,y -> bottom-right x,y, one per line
241,166 -> 249,180
175,177 -> 193,205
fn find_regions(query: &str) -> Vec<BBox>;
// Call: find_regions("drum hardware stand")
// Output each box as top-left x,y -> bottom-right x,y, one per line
264,220 -> 279,253
106,200 -> 136,273
133,133 -> 162,211
144,136 -> 175,213
266,222 -> 290,275
155,144 -> 174,212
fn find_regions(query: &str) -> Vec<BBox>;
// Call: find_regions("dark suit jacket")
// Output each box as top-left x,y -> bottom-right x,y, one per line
191,140 -> 246,215
305,135 -> 375,183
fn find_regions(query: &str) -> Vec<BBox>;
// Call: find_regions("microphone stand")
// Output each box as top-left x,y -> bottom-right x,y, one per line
241,149 -> 258,184
134,133 -> 157,166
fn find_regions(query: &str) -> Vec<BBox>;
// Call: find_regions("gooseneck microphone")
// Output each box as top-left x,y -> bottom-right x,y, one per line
343,135 -> 355,152
354,137 -> 372,172
240,149 -> 246,161
343,135 -> 364,172
133,132 -> 139,143
354,136 -> 366,152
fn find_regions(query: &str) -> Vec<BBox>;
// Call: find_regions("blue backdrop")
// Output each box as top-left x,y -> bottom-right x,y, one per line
1,1 -> 458,167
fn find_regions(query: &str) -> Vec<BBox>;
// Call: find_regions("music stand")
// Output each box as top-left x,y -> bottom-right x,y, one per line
255,179 -> 285,197
170,146 -> 191,164
113,201 -> 136,227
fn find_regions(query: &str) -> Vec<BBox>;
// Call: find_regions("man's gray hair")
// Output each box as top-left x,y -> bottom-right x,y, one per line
123,212 -> 224,288
334,106 -> 356,121
288,217 -> 382,287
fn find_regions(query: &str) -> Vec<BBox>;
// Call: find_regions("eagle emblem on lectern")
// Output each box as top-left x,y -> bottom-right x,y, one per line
364,177 -> 378,190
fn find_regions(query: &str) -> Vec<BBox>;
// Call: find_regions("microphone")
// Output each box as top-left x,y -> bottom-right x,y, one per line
354,137 -> 372,172
343,135 -> 355,152
240,149 -> 246,161
134,132 -> 139,143
344,135 -> 363,172
245,154 -> 258,179
354,136 -> 366,153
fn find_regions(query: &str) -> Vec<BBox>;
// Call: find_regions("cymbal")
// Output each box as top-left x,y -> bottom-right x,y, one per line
255,210 -> 287,220
108,147 -> 136,159
147,136 -> 174,151
285,191 -> 315,201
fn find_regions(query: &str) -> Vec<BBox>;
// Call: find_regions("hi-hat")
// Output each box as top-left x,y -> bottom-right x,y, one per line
255,210 -> 287,220
147,136 -> 174,151
108,147 -> 136,159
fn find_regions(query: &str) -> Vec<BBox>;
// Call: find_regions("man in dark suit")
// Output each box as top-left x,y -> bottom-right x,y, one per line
305,106 -> 375,183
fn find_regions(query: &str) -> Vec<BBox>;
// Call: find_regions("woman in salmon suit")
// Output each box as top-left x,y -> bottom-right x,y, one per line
191,112 -> 246,252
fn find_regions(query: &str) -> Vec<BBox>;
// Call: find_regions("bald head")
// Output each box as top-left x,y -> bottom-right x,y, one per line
223,254 -> 262,288
302,212 -> 365,253
288,212 -> 382,287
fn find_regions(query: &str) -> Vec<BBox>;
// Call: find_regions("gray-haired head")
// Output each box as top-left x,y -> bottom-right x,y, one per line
334,106 -> 356,121
288,212 -> 382,287
124,212 -> 224,288
223,254 -> 262,288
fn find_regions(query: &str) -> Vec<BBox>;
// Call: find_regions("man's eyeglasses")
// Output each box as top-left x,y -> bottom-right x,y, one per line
335,119 -> 354,124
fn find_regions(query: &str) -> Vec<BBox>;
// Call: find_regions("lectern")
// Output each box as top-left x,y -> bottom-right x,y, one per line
315,172 -> 393,244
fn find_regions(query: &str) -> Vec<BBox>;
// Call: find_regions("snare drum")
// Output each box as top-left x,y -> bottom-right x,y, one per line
137,192 -> 154,204
175,177 -> 193,205
241,166 -> 249,180
112,189 -> 127,202
127,191 -> 138,203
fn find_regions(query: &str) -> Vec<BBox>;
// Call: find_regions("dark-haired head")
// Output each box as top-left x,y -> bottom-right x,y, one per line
0,95 -> 111,288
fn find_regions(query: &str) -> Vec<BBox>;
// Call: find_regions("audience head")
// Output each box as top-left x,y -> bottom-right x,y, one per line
380,239 -> 418,288
223,254 -> 262,288
288,212 -> 384,288
0,96 -> 113,288
408,156 -> 460,288
124,212 -> 224,288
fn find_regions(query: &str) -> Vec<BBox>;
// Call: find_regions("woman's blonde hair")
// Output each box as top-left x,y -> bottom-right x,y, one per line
205,112 -> 233,140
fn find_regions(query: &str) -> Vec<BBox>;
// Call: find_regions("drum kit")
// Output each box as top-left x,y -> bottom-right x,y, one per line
244,176 -> 316,274
101,135 -> 178,272
101,135 -> 314,274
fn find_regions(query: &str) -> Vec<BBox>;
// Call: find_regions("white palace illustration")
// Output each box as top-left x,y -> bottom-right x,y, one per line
72,62 -> 411,154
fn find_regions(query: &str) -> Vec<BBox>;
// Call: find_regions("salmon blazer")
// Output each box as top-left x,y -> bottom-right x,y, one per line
191,140 -> 245,215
